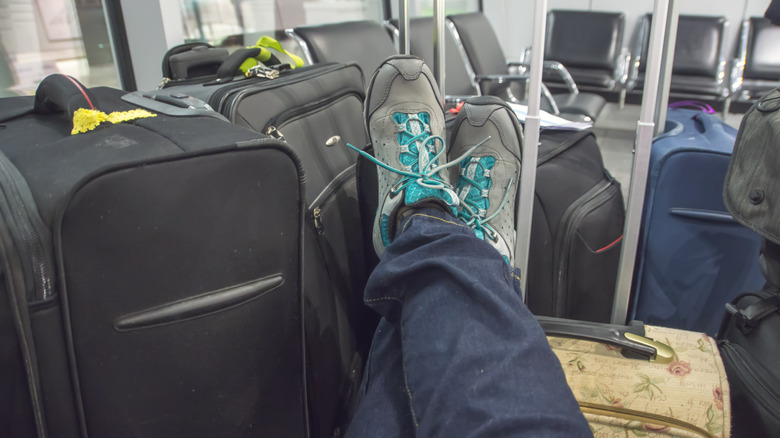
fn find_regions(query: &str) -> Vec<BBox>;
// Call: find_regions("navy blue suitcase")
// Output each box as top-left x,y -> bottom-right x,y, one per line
630,107 -> 765,335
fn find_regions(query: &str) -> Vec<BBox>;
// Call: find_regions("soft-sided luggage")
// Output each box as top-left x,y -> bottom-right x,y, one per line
357,127 -> 625,323
526,129 -> 625,322
631,106 -> 765,335
0,75 -> 307,437
717,87 -> 780,438
542,317 -> 731,437
153,59 -> 372,438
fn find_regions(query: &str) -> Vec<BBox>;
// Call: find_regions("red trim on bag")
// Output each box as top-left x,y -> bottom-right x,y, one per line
65,75 -> 94,110
595,235 -> 623,253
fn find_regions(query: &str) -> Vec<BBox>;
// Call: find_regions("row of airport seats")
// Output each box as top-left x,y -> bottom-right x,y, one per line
286,13 -> 608,122
269,11 -> 778,119
542,11 -> 780,110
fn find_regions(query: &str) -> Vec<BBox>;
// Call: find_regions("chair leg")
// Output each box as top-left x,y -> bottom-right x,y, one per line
619,89 -> 626,109
722,97 -> 731,119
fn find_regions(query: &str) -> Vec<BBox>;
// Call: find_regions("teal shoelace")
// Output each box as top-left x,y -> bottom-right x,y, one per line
456,155 -> 515,242
347,112 -> 485,207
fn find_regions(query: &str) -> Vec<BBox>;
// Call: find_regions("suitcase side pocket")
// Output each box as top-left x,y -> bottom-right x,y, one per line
555,178 -> 625,322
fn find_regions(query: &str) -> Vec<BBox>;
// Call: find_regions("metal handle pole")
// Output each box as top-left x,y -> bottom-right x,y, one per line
653,0 -> 679,136
398,0 -> 409,54
516,0 -> 547,298
611,0 -> 672,324
433,0 -> 445,106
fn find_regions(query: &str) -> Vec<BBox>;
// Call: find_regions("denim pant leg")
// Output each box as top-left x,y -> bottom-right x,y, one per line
349,207 -> 591,437
345,318 -> 415,438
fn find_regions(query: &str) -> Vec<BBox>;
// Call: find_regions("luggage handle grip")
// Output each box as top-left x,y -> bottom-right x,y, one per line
33,74 -> 97,118
691,112 -> 720,134
216,47 -> 262,82
537,316 -> 674,364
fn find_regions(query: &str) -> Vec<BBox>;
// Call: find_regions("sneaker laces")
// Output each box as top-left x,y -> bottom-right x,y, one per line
347,112 -> 488,207
457,152 -> 515,242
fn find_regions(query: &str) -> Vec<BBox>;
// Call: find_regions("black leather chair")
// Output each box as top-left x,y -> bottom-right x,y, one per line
288,20 -> 396,81
628,14 -> 729,100
731,17 -> 780,102
543,10 -> 627,97
447,12 -> 607,122
388,17 -> 588,120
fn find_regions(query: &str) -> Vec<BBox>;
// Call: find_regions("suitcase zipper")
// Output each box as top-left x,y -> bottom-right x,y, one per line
0,153 -> 51,437
0,155 -> 53,300
553,178 -> 618,316
718,340 -> 780,412
312,207 -> 324,235
578,401 -> 716,437
309,164 -> 357,213
309,164 -> 357,221
264,91 -> 363,138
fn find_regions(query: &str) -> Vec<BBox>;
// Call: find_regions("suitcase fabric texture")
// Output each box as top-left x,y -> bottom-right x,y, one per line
631,107 -> 765,335
357,126 -> 625,323
548,324 -> 731,437
717,87 -> 780,438
526,129 -> 625,322
0,75 -> 307,437
155,61 -> 373,438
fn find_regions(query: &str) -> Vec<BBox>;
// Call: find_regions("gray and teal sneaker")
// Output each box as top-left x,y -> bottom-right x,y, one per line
347,56 -> 467,258
448,96 -> 523,264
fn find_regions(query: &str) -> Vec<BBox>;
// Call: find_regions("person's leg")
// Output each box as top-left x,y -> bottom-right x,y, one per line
367,207 -> 590,437
345,55 -> 590,437
345,318 -> 415,438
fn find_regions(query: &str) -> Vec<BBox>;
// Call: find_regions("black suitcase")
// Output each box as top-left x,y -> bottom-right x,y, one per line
716,88 -> 780,438
153,60 -> 373,438
718,283 -> 780,438
527,129 -> 625,322
0,75 -> 307,438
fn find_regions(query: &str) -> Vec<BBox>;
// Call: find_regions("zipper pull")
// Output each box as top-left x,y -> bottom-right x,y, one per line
265,126 -> 286,142
157,77 -> 171,89
313,207 -> 324,235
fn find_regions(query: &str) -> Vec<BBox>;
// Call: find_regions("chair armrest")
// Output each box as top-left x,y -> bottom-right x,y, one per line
615,47 -> 631,87
625,53 -> 642,92
507,59 -> 579,95
729,57 -> 745,94
543,61 -> 578,94
474,74 -> 530,84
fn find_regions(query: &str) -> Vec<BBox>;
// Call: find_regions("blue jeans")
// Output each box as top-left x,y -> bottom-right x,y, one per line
345,208 -> 591,437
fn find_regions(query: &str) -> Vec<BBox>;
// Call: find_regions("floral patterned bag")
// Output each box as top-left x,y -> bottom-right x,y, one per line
548,325 -> 730,437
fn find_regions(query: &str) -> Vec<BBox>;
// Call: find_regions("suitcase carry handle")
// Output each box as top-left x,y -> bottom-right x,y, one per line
161,42 -> 215,78
215,47 -> 280,82
33,74 -> 97,117
691,111 -> 722,136
537,316 -> 674,363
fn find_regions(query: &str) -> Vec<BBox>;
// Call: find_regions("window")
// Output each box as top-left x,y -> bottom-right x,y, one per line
0,0 -> 120,95
178,0 -> 384,47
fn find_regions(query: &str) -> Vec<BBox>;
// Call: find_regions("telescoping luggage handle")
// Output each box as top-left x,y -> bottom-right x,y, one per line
612,0 -> 677,324
397,0 -> 446,104
536,316 -> 674,363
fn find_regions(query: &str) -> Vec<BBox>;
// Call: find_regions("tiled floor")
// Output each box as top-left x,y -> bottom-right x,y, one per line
592,103 -> 746,203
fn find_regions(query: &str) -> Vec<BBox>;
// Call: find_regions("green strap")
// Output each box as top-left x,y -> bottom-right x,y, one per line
239,36 -> 304,73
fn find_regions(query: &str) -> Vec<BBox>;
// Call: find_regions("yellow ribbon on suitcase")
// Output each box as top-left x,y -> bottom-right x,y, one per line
239,36 -> 305,74
548,325 -> 730,437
